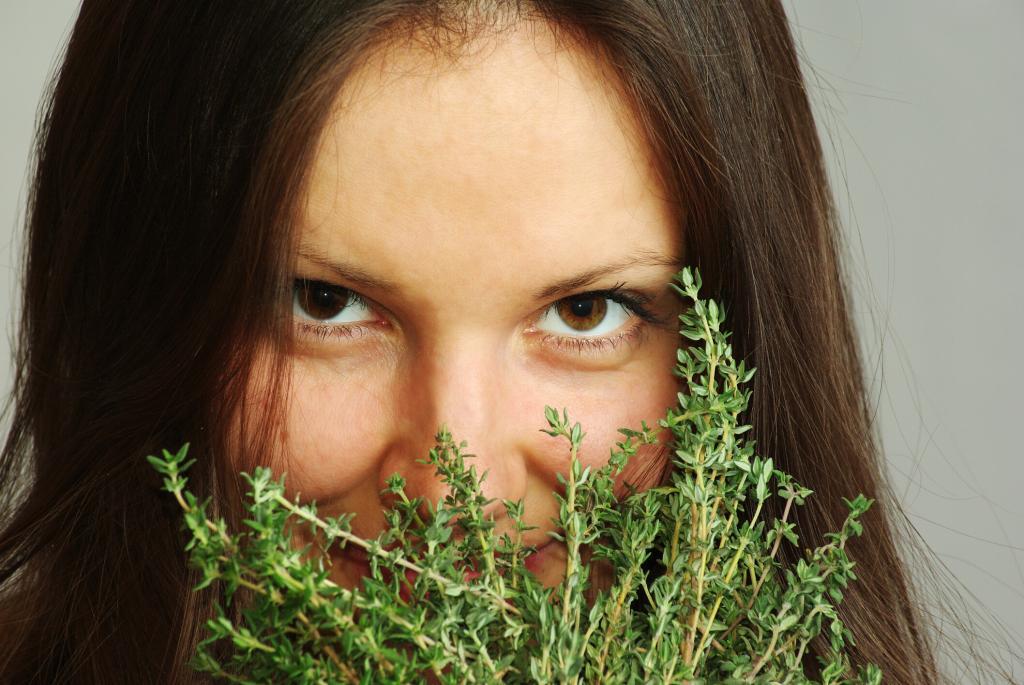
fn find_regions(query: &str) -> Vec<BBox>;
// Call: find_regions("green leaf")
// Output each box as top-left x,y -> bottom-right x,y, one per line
778,614 -> 799,632
544,405 -> 559,428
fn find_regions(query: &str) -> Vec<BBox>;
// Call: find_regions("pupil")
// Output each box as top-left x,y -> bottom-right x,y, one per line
571,300 -> 594,317
557,295 -> 607,332
313,287 -> 333,308
299,280 -> 347,320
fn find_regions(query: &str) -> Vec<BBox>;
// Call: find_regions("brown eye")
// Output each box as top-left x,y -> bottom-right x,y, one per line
536,291 -> 634,339
293,279 -> 372,323
555,295 -> 609,332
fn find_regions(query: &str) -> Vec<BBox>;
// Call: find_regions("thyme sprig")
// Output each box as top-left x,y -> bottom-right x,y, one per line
148,266 -> 883,683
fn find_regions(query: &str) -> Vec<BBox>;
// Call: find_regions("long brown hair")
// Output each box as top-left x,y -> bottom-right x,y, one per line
0,1 -> 1013,682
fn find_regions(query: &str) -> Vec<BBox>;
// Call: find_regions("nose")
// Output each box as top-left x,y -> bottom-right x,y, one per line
379,334 -> 529,525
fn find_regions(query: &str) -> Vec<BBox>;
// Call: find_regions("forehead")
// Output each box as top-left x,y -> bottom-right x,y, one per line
298,22 -> 681,301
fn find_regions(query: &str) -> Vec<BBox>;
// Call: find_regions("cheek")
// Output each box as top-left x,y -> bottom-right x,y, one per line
530,348 -> 680,487
258,358 -> 393,504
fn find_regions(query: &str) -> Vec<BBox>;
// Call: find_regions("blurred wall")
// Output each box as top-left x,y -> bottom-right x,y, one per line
782,2 -> 1023,675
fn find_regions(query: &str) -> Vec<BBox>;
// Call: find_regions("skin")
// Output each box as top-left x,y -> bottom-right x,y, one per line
243,21 -> 685,591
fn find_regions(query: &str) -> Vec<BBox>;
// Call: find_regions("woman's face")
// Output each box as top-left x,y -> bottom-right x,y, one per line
249,23 -> 684,590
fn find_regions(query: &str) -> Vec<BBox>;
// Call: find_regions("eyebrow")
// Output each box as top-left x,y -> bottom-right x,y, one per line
297,245 -> 682,300
298,246 -> 402,293
532,251 -> 683,300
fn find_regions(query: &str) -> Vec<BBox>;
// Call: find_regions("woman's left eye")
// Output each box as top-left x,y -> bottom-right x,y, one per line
529,286 -> 664,355
535,293 -> 634,337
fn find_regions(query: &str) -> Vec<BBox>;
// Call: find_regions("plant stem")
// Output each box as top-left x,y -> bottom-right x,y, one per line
273,492 -> 520,617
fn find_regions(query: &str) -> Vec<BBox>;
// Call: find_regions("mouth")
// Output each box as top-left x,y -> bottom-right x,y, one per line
337,535 -> 558,590
523,540 -> 556,574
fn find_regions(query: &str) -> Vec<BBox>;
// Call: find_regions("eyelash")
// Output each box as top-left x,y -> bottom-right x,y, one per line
291,279 -> 668,357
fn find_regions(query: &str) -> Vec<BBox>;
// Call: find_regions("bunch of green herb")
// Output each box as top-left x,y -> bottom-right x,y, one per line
148,266 -> 882,683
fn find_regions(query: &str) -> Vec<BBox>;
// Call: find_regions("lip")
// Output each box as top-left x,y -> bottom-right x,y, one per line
523,541 -> 556,574
341,553 -> 372,581
340,538 -> 402,565
338,543 -> 470,597
341,544 -> 371,564
340,538 -> 557,582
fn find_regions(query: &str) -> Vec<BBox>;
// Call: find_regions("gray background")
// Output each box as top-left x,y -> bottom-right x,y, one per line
2,2 -> 1021,677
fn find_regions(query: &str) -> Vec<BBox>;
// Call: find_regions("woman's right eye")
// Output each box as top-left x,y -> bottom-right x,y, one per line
293,278 -> 374,324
